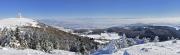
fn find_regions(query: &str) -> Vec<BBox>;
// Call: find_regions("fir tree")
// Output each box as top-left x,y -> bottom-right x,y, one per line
123,50 -> 130,55
143,37 -> 150,43
121,34 -> 128,48
128,38 -> 136,46
153,36 -> 159,42
171,37 -> 175,40
153,36 -> 159,46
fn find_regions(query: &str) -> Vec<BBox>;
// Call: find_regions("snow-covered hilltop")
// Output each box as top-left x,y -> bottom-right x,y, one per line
0,14 -> 99,55
0,18 -> 40,28
113,40 -> 180,55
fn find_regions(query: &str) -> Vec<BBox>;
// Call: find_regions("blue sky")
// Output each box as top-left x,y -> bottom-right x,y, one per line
0,0 -> 180,19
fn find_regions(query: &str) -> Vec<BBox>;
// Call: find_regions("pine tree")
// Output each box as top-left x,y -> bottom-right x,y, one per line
121,34 -> 128,48
153,36 -> 159,46
36,42 -> 41,50
171,37 -> 177,43
128,38 -> 137,46
107,40 -> 117,53
123,50 -> 130,55
9,30 -> 20,48
167,37 -> 170,40
143,37 -> 150,43
172,38 -> 177,43
153,36 -> 159,42
171,37 -> 175,40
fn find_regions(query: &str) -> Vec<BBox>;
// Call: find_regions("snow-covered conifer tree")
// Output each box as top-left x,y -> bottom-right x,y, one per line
171,37 -> 177,43
153,36 -> 159,42
171,37 -> 175,40
143,37 -> 150,43
128,38 -> 137,46
153,36 -> 159,46
123,50 -> 130,55
121,34 -> 128,48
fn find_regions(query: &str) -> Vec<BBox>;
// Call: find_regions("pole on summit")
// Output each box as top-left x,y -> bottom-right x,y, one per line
17,12 -> 22,18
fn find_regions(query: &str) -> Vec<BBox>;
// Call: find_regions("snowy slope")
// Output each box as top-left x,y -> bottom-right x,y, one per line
0,18 -> 40,28
113,40 -> 180,55
81,33 -> 120,40
0,47 -> 76,55
79,33 -> 120,44
52,25 -> 73,33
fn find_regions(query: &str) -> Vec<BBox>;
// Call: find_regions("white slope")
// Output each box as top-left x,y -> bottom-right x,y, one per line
0,47 -> 76,55
81,33 -> 120,40
100,33 -> 120,40
79,33 -> 120,44
52,25 -> 73,33
113,40 -> 180,55
0,18 -> 40,28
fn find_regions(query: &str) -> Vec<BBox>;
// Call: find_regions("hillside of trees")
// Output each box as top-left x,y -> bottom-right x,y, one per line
74,25 -> 180,41
0,26 -> 99,55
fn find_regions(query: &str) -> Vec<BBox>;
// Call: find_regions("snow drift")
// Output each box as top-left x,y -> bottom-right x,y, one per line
113,40 -> 180,55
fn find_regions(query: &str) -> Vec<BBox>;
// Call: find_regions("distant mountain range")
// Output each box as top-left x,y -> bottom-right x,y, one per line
74,24 -> 180,41
40,18 -> 180,29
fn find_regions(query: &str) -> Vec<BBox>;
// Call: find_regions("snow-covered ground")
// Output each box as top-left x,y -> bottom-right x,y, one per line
0,18 -> 40,28
113,40 -> 180,55
0,47 -> 76,55
79,33 -> 120,44
52,25 -> 73,33
81,33 -> 120,40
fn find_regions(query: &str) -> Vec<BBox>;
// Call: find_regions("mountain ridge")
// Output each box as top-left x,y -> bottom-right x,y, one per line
0,17 -> 99,54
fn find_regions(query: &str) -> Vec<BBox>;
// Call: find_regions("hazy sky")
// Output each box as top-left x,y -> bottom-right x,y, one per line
0,0 -> 180,19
